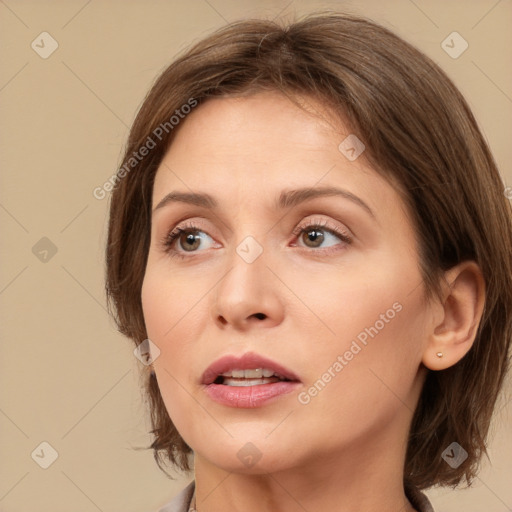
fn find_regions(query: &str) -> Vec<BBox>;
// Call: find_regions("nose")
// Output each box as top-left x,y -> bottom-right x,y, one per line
211,246 -> 285,331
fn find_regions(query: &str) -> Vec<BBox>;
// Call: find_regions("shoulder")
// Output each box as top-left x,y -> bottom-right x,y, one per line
405,484 -> 435,512
155,481 -> 195,512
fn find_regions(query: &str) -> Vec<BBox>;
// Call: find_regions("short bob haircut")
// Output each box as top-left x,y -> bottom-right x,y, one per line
106,13 -> 512,491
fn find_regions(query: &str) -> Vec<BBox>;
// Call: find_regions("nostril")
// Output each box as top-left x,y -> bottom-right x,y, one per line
253,313 -> 266,320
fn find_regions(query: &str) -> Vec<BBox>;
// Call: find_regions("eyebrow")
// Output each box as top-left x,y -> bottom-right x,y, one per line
153,186 -> 374,218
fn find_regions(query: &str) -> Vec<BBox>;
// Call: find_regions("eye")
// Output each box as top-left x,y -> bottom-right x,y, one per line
292,218 -> 352,251
161,218 -> 352,260
163,222 -> 217,257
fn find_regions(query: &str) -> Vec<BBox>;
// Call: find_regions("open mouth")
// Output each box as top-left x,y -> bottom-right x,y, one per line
213,368 -> 293,387
201,353 -> 301,407
201,352 -> 300,386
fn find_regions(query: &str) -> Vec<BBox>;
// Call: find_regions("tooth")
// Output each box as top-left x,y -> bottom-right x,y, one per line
220,368 -> 284,380
244,369 -> 263,378
224,377 -> 277,387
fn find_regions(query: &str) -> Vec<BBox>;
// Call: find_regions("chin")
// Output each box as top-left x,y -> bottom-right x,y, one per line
192,437 -> 303,474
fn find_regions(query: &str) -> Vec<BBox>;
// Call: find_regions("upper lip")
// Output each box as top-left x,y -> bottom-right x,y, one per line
201,352 -> 301,385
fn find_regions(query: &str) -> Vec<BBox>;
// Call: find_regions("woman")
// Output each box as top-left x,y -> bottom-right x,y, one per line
105,13 -> 512,512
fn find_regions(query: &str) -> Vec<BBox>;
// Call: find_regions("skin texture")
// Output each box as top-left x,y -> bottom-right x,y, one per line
141,91 -> 485,512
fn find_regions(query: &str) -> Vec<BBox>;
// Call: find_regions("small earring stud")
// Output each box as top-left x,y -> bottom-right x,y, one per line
436,352 -> 443,358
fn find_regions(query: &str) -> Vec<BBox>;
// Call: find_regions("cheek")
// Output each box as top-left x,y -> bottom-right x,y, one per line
142,284 -> 173,344
141,260 -> 207,342
141,268 -> 206,441
286,258 -> 417,353
141,265 -> 198,386
299,288 -> 427,434
293,261 -> 427,419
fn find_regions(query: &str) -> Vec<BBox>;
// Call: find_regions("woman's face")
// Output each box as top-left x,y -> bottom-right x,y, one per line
142,91 -> 433,474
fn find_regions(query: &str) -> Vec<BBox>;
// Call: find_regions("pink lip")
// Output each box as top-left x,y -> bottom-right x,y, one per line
201,352 -> 301,408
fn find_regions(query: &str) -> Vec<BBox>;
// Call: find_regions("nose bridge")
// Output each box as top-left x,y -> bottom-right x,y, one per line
217,237 -> 268,307
211,233 -> 284,328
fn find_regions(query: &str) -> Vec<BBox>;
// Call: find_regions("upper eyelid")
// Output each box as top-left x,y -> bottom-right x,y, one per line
170,217 -> 347,236
166,217 -> 351,248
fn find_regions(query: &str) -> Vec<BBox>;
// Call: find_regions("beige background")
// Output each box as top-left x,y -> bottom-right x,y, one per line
0,0 -> 511,511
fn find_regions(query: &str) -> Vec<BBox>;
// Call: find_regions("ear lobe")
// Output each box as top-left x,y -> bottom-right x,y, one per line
422,261 -> 485,371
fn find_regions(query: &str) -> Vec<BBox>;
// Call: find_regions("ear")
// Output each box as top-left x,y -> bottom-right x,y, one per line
422,261 -> 485,370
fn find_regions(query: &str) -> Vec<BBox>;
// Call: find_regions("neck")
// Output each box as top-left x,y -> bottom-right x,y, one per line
192,421 -> 418,512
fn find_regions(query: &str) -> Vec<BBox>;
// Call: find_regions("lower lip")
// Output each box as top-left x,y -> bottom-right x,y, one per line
204,381 -> 300,408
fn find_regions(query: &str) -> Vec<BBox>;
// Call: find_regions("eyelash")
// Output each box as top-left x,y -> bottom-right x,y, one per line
162,218 -> 352,260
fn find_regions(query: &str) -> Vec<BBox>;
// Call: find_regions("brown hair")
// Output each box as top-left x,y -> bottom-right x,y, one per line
105,13 -> 512,489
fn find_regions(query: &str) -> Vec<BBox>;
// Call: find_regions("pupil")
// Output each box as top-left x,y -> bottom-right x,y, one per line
182,232 -> 200,251
304,229 -> 324,247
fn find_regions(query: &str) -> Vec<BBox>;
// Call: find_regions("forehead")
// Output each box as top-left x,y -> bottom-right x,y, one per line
168,93 -> 337,157
153,92 -> 384,199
